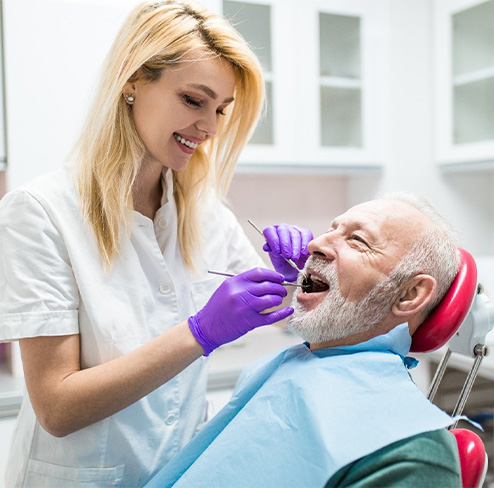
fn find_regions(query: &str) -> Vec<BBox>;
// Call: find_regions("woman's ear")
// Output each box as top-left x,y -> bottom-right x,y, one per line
122,68 -> 142,96
392,274 -> 437,318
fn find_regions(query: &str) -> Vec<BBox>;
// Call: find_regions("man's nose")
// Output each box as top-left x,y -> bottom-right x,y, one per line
308,233 -> 337,260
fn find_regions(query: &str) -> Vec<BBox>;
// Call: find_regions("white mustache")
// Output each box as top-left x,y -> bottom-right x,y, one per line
303,256 -> 338,290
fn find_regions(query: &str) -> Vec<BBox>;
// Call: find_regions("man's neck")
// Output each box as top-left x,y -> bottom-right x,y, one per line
309,320 -> 406,351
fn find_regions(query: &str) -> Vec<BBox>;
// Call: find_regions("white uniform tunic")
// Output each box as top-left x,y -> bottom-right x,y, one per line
0,164 -> 265,487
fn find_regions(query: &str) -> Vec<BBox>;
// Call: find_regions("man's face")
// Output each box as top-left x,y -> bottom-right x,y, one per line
288,199 -> 429,345
288,256 -> 401,344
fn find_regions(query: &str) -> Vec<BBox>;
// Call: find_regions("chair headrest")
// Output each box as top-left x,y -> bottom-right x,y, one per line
410,248 -> 477,353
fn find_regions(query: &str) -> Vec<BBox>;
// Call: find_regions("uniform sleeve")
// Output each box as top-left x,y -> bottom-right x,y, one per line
325,429 -> 462,488
0,190 -> 79,341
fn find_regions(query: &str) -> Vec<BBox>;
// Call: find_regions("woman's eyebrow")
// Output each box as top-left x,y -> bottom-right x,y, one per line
187,83 -> 234,103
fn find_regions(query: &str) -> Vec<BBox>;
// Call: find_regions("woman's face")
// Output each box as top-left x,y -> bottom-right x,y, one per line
128,53 -> 236,172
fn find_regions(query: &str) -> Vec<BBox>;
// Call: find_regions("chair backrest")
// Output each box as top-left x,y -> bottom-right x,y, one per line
407,249 -> 487,488
450,428 -> 487,488
410,248 -> 477,353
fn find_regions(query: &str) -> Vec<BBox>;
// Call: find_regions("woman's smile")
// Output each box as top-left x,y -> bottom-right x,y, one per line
173,132 -> 200,151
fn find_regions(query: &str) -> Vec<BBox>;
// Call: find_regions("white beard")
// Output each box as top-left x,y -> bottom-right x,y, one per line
288,256 -> 400,344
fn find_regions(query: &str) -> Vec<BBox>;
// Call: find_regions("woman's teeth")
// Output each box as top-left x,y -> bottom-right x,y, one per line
174,133 -> 198,149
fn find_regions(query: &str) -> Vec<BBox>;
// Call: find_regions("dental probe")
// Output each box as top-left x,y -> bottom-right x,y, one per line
208,270 -> 302,287
247,219 -> 308,279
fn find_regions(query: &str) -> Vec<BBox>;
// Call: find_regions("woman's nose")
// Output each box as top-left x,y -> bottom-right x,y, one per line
195,111 -> 218,138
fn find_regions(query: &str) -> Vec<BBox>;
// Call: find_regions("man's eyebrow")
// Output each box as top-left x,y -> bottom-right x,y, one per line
329,218 -> 378,240
356,221 -> 380,241
188,83 -> 234,103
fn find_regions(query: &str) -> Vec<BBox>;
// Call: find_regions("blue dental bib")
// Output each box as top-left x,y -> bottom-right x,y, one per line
146,324 -> 457,488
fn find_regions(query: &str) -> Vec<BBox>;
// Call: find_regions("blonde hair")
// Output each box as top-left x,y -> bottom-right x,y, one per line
72,1 -> 264,269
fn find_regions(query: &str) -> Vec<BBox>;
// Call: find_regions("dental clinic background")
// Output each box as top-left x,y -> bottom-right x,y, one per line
1,0 -> 494,485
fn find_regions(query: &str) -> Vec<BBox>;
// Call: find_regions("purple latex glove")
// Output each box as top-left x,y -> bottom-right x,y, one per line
263,223 -> 313,282
188,267 -> 294,356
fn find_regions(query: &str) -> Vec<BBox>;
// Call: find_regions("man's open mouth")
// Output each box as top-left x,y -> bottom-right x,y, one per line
301,274 -> 330,294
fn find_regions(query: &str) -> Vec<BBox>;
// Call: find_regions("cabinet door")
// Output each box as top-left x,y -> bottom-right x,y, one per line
223,0 -> 274,146
296,0 -> 388,168
220,0 -> 298,167
435,0 -> 494,167
217,0 -> 388,171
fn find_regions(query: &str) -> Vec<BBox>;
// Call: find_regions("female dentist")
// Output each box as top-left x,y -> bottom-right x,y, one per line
0,1 -> 312,486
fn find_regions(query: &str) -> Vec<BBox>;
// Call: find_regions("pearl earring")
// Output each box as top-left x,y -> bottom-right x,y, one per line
125,94 -> 135,104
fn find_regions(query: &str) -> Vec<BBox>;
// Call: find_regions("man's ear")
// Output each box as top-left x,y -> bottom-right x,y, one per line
392,274 -> 437,318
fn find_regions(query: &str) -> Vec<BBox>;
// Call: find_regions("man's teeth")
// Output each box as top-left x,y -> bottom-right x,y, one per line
302,275 -> 330,293
174,133 -> 198,149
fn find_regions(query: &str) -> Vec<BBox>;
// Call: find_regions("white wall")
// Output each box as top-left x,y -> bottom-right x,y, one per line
3,0 -> 136,189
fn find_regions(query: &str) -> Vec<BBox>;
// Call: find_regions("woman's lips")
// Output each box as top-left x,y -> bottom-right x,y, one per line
173,132 -> 200,154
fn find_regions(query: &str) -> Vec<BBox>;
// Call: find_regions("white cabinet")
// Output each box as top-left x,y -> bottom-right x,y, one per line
434,0 -> 494,168
208,0 -> 389,172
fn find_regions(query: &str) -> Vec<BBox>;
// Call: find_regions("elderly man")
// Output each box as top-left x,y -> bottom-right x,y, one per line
146,192 -> 462,488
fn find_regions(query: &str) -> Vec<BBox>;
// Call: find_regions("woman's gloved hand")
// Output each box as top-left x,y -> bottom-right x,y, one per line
188,268 -> 293,356
263,223 -> 313,282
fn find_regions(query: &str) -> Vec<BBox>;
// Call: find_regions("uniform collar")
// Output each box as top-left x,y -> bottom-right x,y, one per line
160,168 -> 174,207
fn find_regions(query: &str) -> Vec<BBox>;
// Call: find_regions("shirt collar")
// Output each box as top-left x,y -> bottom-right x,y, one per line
160,168 -> 174,207
311,322 -> 412,360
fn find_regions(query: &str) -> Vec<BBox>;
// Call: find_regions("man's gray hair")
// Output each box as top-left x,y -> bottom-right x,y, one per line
381,192 -> 460,323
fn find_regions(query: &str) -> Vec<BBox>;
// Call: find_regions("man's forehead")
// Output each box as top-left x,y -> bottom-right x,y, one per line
332,199 -> 428,235
333,200 -> 393,224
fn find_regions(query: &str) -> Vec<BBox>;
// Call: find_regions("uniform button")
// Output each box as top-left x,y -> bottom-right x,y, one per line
159,283 -> 172,294
157,217 -> 168,229
165,414 -> 176,425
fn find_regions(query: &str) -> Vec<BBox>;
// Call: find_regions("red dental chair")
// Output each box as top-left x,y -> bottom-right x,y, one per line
411,248 -> 494,488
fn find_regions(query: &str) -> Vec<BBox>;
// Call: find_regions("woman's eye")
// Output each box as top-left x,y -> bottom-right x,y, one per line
217,108 -> 226,116
183,94 -> 202,107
